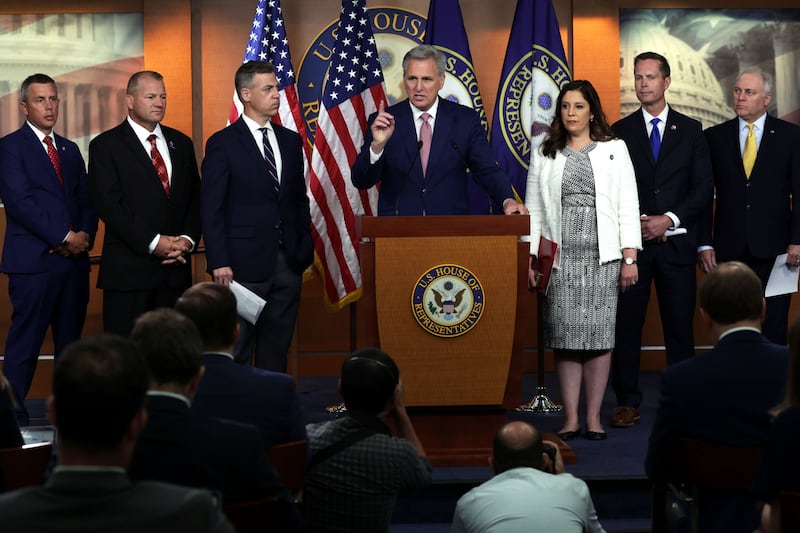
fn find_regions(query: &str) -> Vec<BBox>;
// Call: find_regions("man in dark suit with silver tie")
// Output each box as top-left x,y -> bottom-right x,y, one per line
699,68 -> 800,344
0,74 -> 97,425
201,61 -> 313,372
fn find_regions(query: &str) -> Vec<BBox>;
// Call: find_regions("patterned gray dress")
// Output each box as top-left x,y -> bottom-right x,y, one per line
544,142 -> 620,351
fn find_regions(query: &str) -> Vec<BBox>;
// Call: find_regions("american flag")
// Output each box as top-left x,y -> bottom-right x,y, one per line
228,0 -> 310,166
308,0 -> 387,309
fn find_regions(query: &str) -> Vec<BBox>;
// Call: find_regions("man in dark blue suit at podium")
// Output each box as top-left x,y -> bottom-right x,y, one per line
351,45 -> 527,216
0,73 -> 97,425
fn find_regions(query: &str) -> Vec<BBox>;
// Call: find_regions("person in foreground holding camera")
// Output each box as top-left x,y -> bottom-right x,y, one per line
451,421 -> 606,533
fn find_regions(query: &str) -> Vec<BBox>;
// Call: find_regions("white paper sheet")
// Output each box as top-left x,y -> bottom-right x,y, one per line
229,280 -> 267,324
765,253 -> 800,298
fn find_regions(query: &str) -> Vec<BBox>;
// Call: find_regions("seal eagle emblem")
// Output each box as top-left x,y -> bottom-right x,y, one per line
412,264 -> 485,338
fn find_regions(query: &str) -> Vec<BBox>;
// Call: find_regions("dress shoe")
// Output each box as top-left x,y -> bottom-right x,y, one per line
585,426 -> 607,441
611,406 -> 640,428
557,428 -> 580,440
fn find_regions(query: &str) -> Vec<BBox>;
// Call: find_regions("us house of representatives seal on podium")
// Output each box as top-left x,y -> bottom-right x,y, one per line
412,264 -> 485,338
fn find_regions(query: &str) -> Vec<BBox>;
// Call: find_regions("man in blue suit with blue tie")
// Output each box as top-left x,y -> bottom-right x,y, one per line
201,61 -> 313,372
352,45 -> 527,216
0,74 -> 97,425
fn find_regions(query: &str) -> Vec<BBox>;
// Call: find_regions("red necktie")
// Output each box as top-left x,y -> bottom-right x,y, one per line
43,136 -> 63,187
147,134 -> 170,197
420,112 -> 432,176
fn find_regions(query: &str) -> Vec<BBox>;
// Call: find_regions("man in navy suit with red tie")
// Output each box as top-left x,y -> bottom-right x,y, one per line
699,68 -> 800,344
0,74 -> 97,425
201,61 -> 313,372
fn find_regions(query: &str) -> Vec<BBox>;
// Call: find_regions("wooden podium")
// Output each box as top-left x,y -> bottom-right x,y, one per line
357,215 -> 533,466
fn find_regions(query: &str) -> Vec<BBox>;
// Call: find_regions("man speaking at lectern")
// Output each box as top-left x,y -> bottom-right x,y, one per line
351,45 -> 527,216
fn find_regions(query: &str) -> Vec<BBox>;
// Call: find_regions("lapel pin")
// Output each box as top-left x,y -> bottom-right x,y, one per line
168,140 -> 176,150
670,124 -> 677,131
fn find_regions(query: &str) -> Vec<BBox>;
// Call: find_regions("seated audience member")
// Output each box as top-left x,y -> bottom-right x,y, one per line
127,309 -> 302,530
645,261 -> 788,533
304,348 -> 432,533
0,334 -> 234,532
754,314 -> 800,533
175,282 -> 307,447
452,421 -> 606,533
0,376 -> 23,449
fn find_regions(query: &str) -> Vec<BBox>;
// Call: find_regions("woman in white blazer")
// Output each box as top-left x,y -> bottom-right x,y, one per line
526,80 -> 642,441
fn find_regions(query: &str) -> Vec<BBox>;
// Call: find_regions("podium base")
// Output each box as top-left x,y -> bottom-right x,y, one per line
516,386 -> 563,413
325,402 -> 347,415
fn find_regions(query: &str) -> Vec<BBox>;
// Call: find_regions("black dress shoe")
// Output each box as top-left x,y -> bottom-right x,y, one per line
584,426 -> 607,441
557,429 -> 580,440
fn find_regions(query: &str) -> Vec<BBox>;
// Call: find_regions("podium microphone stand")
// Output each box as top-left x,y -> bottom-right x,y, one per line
517,290 -> 562,413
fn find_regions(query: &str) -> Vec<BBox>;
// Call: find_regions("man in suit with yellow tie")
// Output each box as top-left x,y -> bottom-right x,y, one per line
699,68 -> 800,344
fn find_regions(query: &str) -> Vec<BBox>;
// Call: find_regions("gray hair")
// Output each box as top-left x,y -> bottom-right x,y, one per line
402,45 -> 446,77
737,68 -> 773,96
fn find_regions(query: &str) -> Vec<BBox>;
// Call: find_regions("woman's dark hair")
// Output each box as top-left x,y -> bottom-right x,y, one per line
540,79 -> 615,158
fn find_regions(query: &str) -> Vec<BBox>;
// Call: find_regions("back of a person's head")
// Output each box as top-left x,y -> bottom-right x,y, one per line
779,315 -> 800,412
492,421 -> 544,474
699,261 -> 763,325
52,334 -> 148,451
175,282 -> 237,350
340,348 -> 399,415
130,308 -> 203,386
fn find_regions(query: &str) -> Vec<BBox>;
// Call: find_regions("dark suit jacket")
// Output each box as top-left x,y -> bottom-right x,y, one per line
88,120 -> 201,290
128,395 -> 290,504
201,118 -> 313,281
612,107 -> 712,264
645,329 -> 788,532
0,123 -> 96,274
351,97 -> 514,215
0,469 -> 234,533
701,115 -> 800,260
192,353 -> 307,448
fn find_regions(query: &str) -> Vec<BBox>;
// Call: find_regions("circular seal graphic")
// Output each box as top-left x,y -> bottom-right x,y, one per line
495,45 -> 571,168
411,264 -> 485,338
297,7 -> 426,143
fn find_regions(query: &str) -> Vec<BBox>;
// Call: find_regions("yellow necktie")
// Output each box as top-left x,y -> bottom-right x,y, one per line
743,123 -> 756,179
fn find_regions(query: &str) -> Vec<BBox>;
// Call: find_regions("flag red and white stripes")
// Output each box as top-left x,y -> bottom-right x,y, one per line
307,0 -> 387,309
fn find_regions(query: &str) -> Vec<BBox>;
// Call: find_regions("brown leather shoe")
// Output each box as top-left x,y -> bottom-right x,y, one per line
611,406 -> 640,428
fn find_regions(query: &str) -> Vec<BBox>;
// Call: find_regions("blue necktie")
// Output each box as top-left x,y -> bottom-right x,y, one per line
650,118 -> 661,161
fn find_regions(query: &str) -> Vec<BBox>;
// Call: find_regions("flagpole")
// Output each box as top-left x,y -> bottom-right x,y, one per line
517,291 -> 561,413
325,303 -> 355,414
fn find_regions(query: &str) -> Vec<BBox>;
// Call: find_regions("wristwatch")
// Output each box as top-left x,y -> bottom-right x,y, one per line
624,257 -> 637,265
